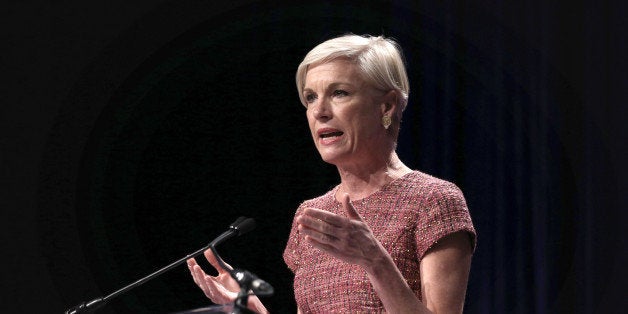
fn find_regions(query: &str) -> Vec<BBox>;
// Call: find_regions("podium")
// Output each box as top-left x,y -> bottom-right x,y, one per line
171,304 -> 234,314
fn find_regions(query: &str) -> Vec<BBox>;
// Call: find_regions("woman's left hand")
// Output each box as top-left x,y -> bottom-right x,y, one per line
296,193 -> 385,267
187,250 -> 240,305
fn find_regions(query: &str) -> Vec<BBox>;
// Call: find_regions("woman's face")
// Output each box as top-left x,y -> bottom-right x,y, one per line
303,59 -> 391,168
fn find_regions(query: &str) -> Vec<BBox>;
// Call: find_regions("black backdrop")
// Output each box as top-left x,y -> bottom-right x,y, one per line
3,0 -> 626,313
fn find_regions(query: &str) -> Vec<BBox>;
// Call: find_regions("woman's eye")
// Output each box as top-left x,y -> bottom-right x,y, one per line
305,93 -> 317,103
333,90 -> 348,97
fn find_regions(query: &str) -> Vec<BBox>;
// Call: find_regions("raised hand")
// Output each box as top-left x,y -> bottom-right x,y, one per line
296,193 -> 386,267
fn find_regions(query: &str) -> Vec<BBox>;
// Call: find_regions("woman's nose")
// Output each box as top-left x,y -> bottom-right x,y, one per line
311,99 -> 331,120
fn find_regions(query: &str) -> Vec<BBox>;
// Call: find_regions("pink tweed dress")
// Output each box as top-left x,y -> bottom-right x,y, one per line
283,171 -> 476,313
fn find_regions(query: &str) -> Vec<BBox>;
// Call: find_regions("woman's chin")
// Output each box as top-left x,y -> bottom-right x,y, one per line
317,151 -> 341,164
318,151 -> 353,166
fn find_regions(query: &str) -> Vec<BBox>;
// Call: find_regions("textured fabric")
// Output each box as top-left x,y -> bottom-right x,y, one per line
283,171 -> 476,313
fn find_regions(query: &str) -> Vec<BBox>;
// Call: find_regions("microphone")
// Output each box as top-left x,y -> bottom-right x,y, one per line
210,217 -> 257,248
65,217 -> 256,314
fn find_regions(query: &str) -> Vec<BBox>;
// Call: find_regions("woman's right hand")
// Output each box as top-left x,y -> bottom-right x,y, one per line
186,249 -> 240,304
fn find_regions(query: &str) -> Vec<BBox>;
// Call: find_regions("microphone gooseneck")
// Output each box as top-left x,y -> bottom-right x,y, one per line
65,216 -> 260,314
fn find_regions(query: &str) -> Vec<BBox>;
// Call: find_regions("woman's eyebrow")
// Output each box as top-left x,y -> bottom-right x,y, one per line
313,82 -> 354,90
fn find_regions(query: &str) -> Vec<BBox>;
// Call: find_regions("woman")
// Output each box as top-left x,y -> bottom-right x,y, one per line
188,34 -> 476,313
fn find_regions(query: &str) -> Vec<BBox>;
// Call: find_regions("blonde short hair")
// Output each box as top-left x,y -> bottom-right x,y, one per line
296,34 -> 410,114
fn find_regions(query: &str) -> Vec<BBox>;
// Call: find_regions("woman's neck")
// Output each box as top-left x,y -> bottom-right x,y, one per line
336,152 -> 412,201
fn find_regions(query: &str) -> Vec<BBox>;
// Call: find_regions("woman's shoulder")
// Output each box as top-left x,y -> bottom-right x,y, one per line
396,170 -> 465,201
397,170 -> 461,189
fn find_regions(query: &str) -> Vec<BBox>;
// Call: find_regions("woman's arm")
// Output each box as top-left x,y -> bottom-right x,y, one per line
364,231 -> 472,313
418,232 -> 473,313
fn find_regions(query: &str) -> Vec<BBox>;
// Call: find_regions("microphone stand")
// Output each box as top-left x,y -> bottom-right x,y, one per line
66,242 -> 214,314
65,217 -> 260,314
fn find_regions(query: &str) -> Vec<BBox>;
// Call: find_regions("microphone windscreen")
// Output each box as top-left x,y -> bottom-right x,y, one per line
234,217 -> 256,235
230,216 -> 247,228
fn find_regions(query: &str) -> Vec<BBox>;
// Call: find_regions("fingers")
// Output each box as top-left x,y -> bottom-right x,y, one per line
298,207 -> 344,227
186,260 -> 223,302
187,259 -> 209,296
299,194 -> 362,225
341,193 -> 363,221
186,258 -> 215,291
297,208 -> 344,247
203,249 -> 229,274
193,265 -> 212,298
297,195 -> 361,237
186,255 -> 243,305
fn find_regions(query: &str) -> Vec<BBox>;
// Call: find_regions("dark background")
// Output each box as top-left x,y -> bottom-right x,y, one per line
2,0 -> 626,313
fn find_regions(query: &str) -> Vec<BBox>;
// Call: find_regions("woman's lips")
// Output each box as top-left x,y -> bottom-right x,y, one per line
317,128 -> 344,145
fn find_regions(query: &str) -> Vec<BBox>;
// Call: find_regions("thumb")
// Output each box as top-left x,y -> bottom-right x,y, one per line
342,193 -> 363,221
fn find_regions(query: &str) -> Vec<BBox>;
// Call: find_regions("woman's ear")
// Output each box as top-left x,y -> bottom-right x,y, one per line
380,90 -> 398,115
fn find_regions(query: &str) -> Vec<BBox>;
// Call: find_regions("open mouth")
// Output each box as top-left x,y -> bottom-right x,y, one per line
320,131 -> 344,138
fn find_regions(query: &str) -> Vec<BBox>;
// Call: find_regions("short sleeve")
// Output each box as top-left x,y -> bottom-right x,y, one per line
283,204 -> 306,273
415,182 -> 476,260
